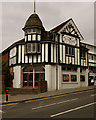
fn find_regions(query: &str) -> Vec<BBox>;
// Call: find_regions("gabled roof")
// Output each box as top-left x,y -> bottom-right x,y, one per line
1,38 -> 25,54
50,18 -> 84,40
50,18 -> 71,33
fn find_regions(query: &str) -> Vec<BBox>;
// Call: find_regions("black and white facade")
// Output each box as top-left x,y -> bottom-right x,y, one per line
8,12 -> 89,91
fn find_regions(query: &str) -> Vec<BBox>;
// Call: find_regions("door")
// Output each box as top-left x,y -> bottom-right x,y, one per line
35,73 -> 39,87
23,73 -> 33,88
23,72 -> 45,88
34,73 -> 45,87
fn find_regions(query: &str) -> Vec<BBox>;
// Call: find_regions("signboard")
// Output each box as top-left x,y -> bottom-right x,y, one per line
63,74 -> 69,82
63,35 -> 77,46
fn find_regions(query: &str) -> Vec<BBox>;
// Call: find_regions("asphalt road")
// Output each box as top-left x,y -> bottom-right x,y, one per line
2,89 -> 96,119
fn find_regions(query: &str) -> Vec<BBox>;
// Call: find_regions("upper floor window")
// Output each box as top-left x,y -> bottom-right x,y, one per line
65,46 -> 75,56
80,50 -> 86,58
94,56 -> 96,60
25,43 -> 41,54
25,34 -> 41,42
91,55 -> 94,60
10,47 -> 16,58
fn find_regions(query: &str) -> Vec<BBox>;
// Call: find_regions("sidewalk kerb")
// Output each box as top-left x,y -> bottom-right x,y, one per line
2,87 -> 96,105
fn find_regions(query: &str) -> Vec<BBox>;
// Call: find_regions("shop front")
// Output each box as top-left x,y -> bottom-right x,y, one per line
23,66 -> 45,88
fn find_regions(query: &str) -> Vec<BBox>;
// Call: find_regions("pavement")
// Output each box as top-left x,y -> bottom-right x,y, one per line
2,86 -> 96,105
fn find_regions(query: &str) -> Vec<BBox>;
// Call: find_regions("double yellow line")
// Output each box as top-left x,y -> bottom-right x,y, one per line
1,88 -> 96,106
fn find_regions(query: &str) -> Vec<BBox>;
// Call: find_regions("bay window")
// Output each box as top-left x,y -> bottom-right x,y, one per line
25,43 -> 41,54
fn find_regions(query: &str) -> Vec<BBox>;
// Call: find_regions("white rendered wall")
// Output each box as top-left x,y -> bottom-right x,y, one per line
60,67 -> 80,89
80,68 -> 88,87
13,66 -> 22,88
45,65 -> 56,91
58,66 -> 62,90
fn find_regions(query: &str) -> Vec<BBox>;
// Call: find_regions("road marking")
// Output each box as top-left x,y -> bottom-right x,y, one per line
25,89 -> 95,103
32,98 -> 78,110
1,103 -> 18,107
50,102 -> 96,118
57,98 -> 78,104
91,94 -> 96,96
32,103 -> 56,110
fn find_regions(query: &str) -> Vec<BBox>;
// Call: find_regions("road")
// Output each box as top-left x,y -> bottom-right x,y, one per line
2,89 -> 96,119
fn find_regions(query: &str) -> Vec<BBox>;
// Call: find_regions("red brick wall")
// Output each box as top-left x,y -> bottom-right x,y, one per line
2,52 -> 9,67
2,51 -> 9,92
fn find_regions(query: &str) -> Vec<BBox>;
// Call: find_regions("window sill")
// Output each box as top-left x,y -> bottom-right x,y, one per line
66,54 -> 75,57
61,82 -> 78,84
25,52 -> 41,55
81,57 -> 86,60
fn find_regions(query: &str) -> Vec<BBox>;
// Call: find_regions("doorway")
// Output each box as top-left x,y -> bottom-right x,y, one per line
23,72 -> 45,88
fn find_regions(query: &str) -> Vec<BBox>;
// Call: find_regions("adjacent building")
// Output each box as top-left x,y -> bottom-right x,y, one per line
80,42 -> 96,85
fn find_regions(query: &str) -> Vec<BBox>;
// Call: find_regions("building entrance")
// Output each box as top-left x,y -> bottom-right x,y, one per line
23,72 -> 45,88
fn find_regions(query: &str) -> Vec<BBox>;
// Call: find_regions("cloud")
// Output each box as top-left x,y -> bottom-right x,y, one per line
1,2 -> 94,52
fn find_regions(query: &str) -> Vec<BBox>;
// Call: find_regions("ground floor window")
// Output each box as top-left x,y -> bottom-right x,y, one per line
71,75 -> 77,82
80,75 -> 85,81
23,72 -> 45,88
62,74 -> 77,82
62,74 -> 69,82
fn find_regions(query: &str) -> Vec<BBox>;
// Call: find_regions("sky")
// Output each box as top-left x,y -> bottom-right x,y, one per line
0,0 -> 95,52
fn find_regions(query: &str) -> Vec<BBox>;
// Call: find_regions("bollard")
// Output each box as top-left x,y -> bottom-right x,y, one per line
6,90 -> 8,102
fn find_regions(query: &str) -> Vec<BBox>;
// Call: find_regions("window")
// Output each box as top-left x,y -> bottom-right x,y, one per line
62,74 -> 77,82
62,74 -> 69,82
37,43 -> 41,52
25,36 -> 27,42
91,55 -> 94,60
94,56 -> 96,60
25,43 -> 41,53
65,46 -> 68,54
71,75 -> 77,82
32,34 -> 36,41
27,43 -> 31,53
37,35 -> 41,41
69,47 -> 72,54
32,43 -> 36,52
28,35 -> 31,41
65,46 -> 75,56
67,68 -> 71,71
80,75 -> 85,81
81,50 -> 86,58
72,48 -> 75,55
